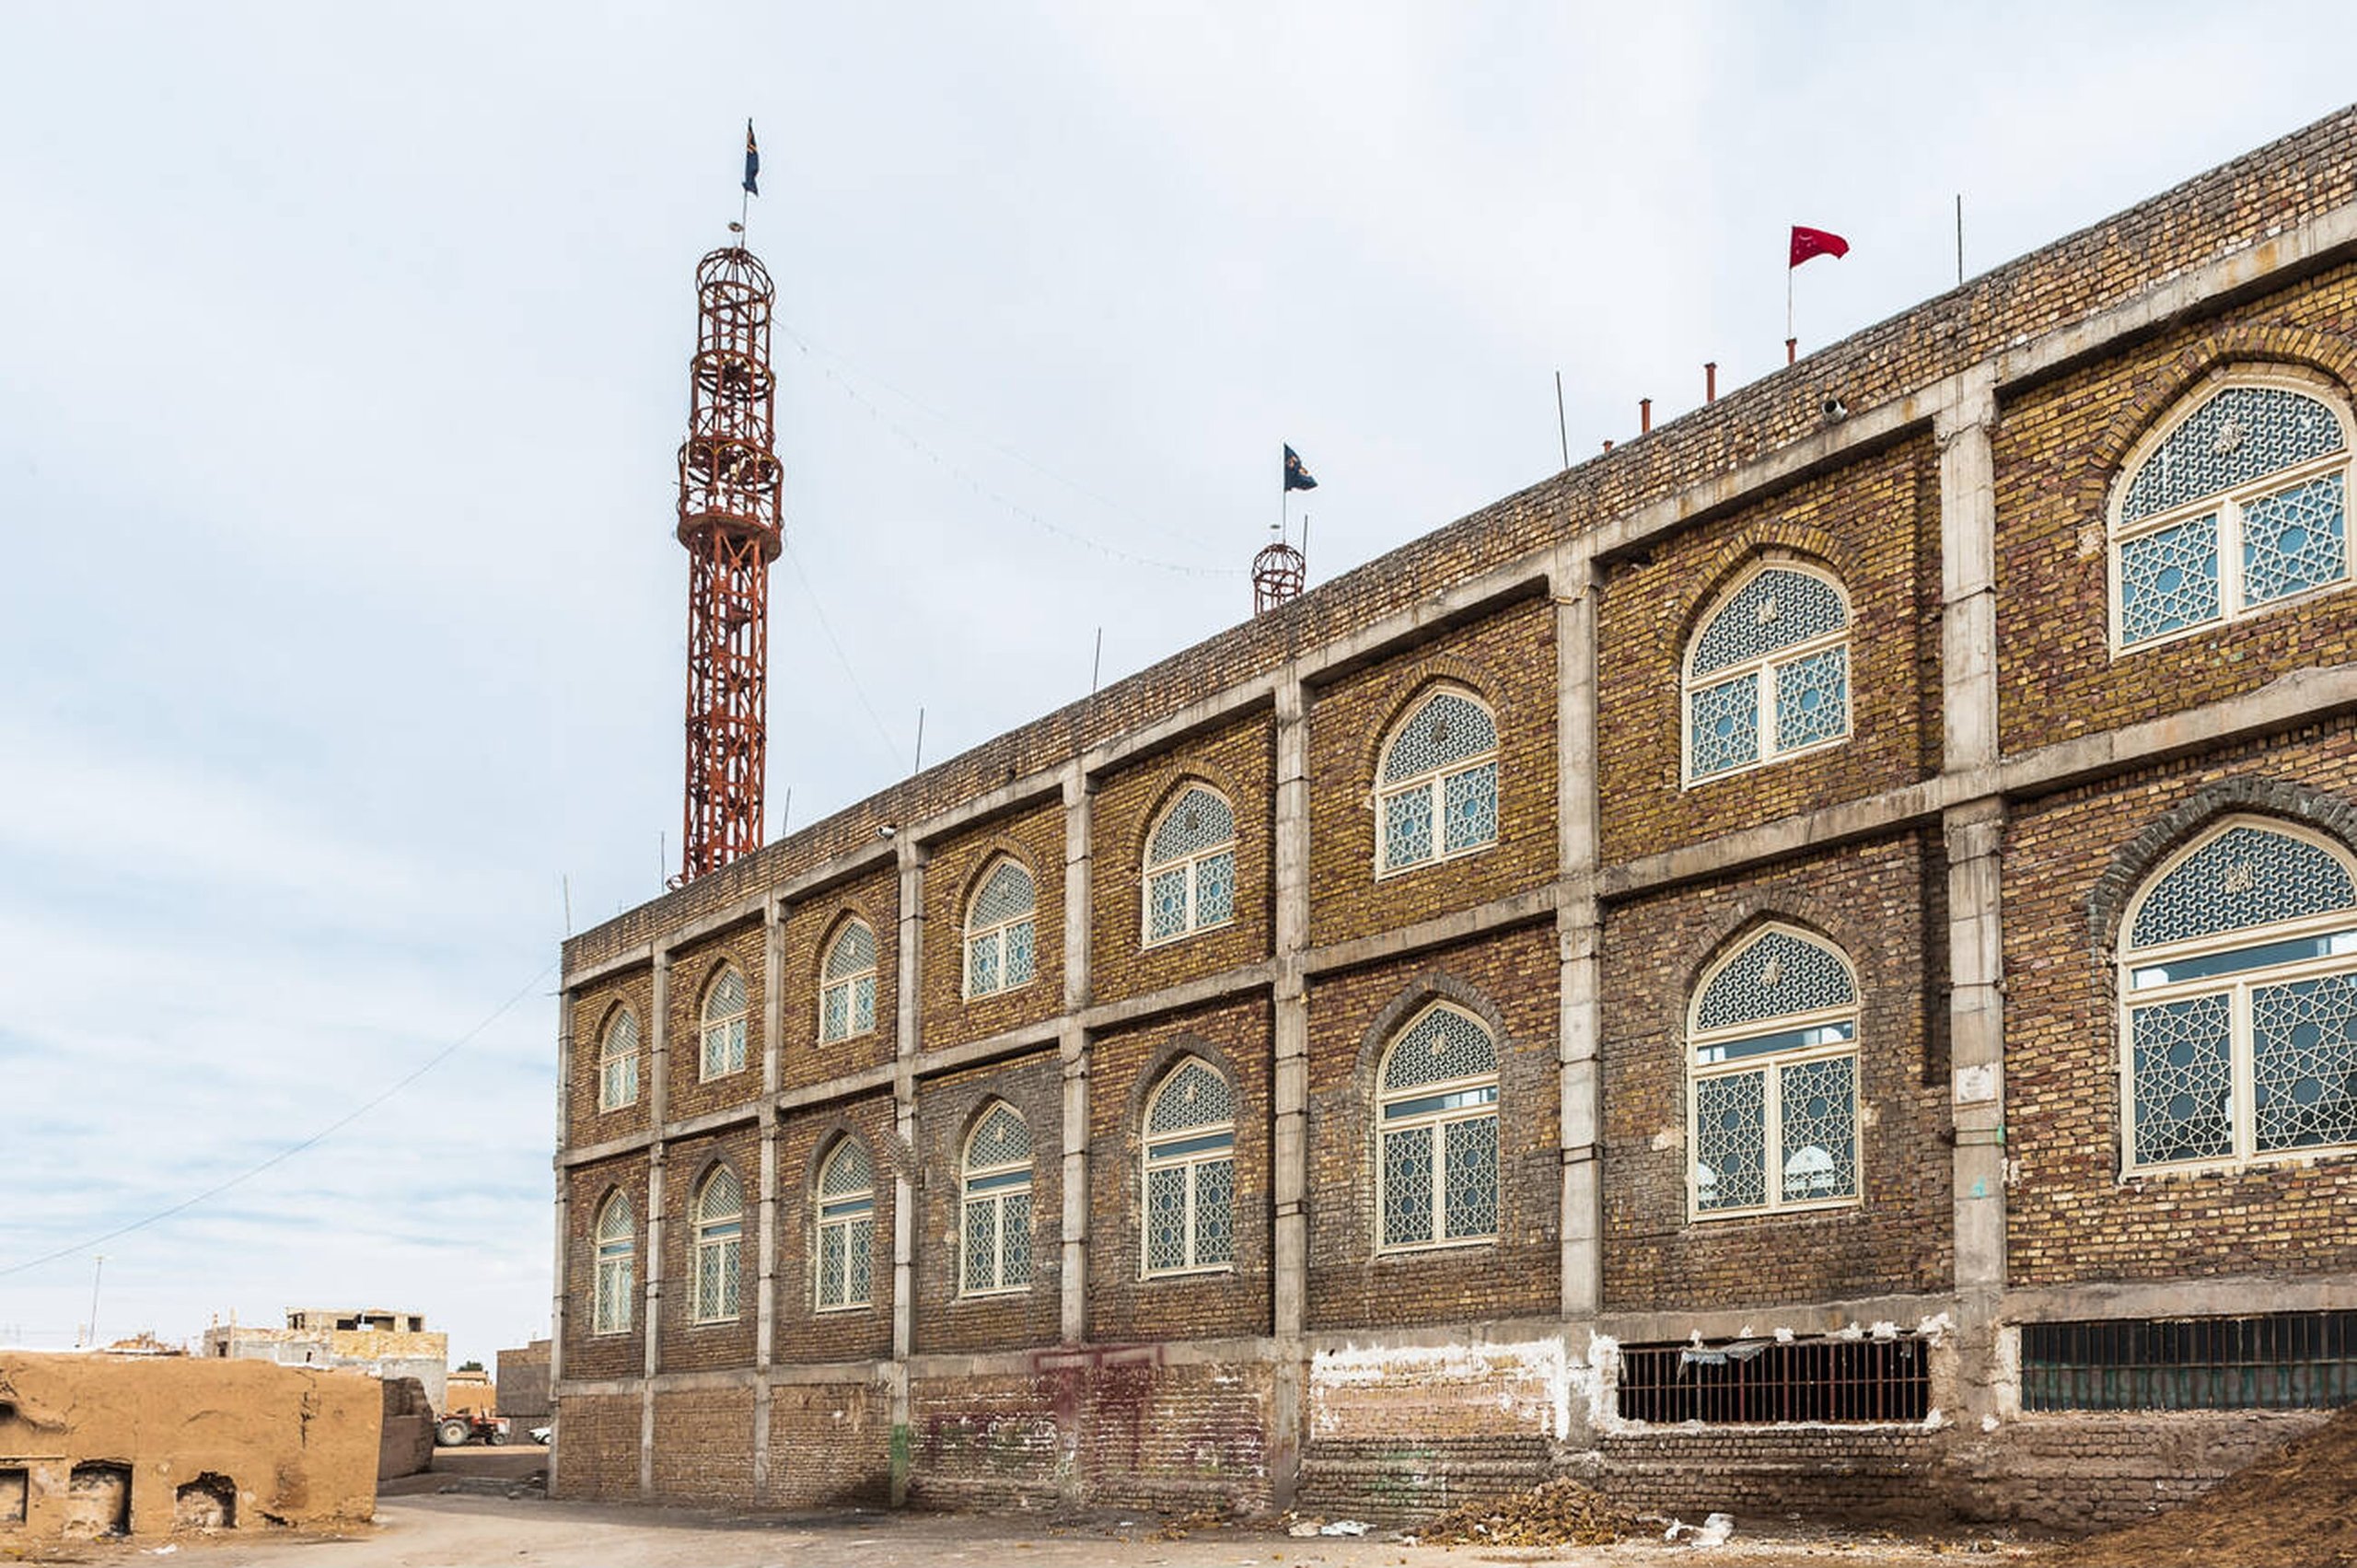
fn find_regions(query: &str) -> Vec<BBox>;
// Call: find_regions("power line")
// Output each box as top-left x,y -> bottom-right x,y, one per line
0,961 -> 556,1280
778,535 -> 906,773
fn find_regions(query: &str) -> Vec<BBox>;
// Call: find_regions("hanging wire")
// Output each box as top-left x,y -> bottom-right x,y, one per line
779,534 -> 908,772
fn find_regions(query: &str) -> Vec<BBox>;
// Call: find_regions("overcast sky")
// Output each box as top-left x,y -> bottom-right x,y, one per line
5,5 -> 2353,1372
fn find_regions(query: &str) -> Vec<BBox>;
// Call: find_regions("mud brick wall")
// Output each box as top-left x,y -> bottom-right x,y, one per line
906,1374 -> 1063,1510
776,1095 -> 899,1365
2003,727 -> 2357,1286
657,1124 -> 761,1373
768,1380 -> 894,1508
552,1391 -> 640,1501
1074,1360 -> 1274,1514
1597,832 -> 1954,1310
1306,594 -> 1558,950
921,803 -> 1066,1052
563,1153 -> 650,1381
570,966 -> 654,1146
1993,264 -> 2357,758
1943,1410 -> 2331,1527
665,920 -> 768,1122
1086,995 -> 1275,1342
1304,925 -> 1562,1331
912,1052 -> 1064,1354
645,1385 -> 756,1501
1595,435 -> 1941,865
783,865 -> 900,1092
1089,713 -> 1276,1007
1599,1427 -> 1945,1522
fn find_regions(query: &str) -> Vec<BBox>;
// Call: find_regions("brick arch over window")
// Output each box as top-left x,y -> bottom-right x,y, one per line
809,902 -> 881,988
1120,762 -> 1251,876
2089,342 -> 2357,486
1121,1030 -> 1248,1138
1674,530 -> 1858,652
2086,776 -> 2357,971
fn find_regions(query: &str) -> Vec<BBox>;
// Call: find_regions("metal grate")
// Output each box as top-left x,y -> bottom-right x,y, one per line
1696,928 -> 1856,1033
2130,824 -> 2357,950
1617,1335 -> 1928,1424
2120,385 -> 2346,524
970,861 -> 1037,929
1380,691 -> 1498,784
1382,1005 -> 1498,1093
825,920 -> 877,980
2021,1312 -> 2357,1411
1690,567 -> 1849,676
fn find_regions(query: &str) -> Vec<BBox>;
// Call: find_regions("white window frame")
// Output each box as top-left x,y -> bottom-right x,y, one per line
699,964 -> 749,1082
819,919 -> 879,1044
689,1166 -> 743,1324
1141,785 -> 1239,947
1374,1003 -> 1501,1255
598,1007 -> 639,1112
1373,686 -> 1502,878
1680,560 -> 1853,788
1685,924 -> 1862,1221
963,859 -> 1038,1001
815,1140 -> 876,1312
1140,1060 -> 1237,1278
2108,369 -> 2356,656
2118,818 -> 2357,1178
959,1104 -> 1033,1297
591,1192 -> 635,1335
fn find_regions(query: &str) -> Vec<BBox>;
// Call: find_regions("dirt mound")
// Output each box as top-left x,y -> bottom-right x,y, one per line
2060,1404 -> 2357,1568
1416,1475 -> 1634,1547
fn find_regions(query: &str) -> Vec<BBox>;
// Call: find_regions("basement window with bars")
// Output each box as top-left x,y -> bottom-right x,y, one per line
2021,1311 -> 2357,1411
1617,1333 -> 1930,1424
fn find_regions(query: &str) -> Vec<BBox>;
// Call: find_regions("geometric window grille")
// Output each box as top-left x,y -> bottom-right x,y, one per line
700,964 -> 749,1081
960,1103 -> 1033,1296
690,1166 -> 743,1324
816,1139 -> 875,1312
1144,785 -> 1238,946
1376,1004 -> 1500,1252
598,1007 -> 640,1113
821,920 -> 879,1045
1376,688 -> 1501,876
1142,1058 -> 1237,1276
2119,817 -> 2357,1175
1688,923 -> 1861,1217
1684,562 -> 1852,784
592,1191 -> 636,1335
965,859 -> 1038,1000
2112,376 -> 2351,651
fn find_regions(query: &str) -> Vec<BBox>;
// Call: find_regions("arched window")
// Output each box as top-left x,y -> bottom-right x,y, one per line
2119,818 -> 2357,1173
815,1139 -> 876,1311
598,1008 -> 639,1112
1142,1058 -> 1236,1275
820,920 -> 879,1043
1376,1004 -> 1499,1251
1688,925 -> 1861,1217
1684,563 -> 1852,784
1144,786 -> 1237,945
689,1167 -> 743,1323
591,1192 -> 635,1334
959,1103 -> 1032,1295
2112,376 -> 2352,650
964,860 -> 1037,1000
699,965 -> 749,1081
1376,688 -> 1500,875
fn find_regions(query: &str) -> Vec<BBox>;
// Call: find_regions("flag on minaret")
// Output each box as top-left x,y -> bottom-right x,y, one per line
743,121 -> 761,197
1789,226 -> 1849,267
1283,445 -> 1318,492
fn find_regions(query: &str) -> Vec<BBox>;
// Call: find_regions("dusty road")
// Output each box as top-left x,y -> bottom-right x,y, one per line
56,1493 -> 2053,1568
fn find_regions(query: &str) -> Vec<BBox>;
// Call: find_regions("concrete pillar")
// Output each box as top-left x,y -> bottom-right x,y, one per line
1937,372 -> 2009,1422
754,899 -> 784,1499
1061,763 -> 1093,1345
1269,673 -> 1311,1508
641,950 -> 669,1497
889,837 -> 925,1504
1553,552 -> 1604,1325
548,988 -> 573,1495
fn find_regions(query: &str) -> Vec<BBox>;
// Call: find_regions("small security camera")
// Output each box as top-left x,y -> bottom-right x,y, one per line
1823,396 -> 1850,422
877,823 -> 898,839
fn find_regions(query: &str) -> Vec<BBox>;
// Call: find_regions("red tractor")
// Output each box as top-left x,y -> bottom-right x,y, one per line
434,1411 -> 510,1446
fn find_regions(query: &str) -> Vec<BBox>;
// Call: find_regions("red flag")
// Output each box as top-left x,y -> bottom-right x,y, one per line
1789,226 -> 1850,267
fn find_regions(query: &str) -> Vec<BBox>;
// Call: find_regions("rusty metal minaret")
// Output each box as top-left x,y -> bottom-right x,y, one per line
675,243 -> 783,883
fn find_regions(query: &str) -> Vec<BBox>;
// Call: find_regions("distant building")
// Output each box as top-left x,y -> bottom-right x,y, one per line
203,1308 -> 449,1412
495,1340 -> 552,1422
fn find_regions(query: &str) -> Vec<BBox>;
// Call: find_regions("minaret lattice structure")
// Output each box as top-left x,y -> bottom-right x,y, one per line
676,246 -> 783,884
1252,536 -> 1306,613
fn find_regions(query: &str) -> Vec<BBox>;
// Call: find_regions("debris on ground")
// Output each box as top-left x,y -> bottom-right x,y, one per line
2057,1402 -> 2357,1568
1416,1475 -> 1635,1548
1317,1518 -> 1369,1536
1153,1507 -> 1225,1540
1661,1512 -> 1736,1548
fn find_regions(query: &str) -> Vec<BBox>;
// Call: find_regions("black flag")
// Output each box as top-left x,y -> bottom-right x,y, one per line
1283,445 -> 1318,492
743,121 -> 761,197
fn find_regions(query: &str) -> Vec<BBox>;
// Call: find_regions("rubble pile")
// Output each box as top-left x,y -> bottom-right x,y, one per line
1417,1476 -> 1633,1548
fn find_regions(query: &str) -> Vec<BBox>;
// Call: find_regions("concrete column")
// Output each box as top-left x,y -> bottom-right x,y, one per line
753,898 -> 784,1500
547,988 -> 573,1495
1937,372 -> 2009,1423
889,837 -> 925,1504
1553,552 -> 1604,1324
1269,672 -> 1311,1508
641,950 -> 669,1497
1060,764 -> 1093,1344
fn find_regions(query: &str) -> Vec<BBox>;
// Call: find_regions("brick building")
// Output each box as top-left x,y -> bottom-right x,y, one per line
552,106 -> 2357,1525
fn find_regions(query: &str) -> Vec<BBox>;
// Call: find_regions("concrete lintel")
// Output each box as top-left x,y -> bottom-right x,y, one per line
2004,1271 -> 2357,1325
1600,782 -> 1944,900
559,1129 -> 655,1168
1296,570 -> 1552,691
1300,1312 -> 1579,1358
772,1061 -> 897,1117
640,1367 -> 762,1395
907,766 -> 1065,852
1595,1290 -> 1960,1350
551,1375 -> 641,1399
563,939 -> 659,993
1076,960 -> 1276,1033
1991,661 -> 2357,800
763,1357 -> 898,1388
1081,675 -> 1280,781
913,1022 -> 1062,1081
661,1101 -> 761,1145
1303,884 -> 1559,977
904,1335 -> 1279,1383
765,836 -> 900,912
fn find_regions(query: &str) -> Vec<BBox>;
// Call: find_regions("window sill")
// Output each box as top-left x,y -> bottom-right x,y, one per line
814,1301 -> 875,1316
1141,915 -> 1238,951
2112,572 -> 2354,658
1141,1263 -> 1237,1283
956,1284 -> 1031,1301
2120,1144 -> 2357,1182
962,980 -> 1038,1004
1687,1196 -> 1861,1224
1374,1235 -> 1497,1259
1683,732 -> 1851,791
1374,840 -> 1498,882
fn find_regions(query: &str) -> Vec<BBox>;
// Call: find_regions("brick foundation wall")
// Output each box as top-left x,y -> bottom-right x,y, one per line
769,1380 -> 894,1508
551,1392 -> 640,1501
649,1386 -> 756,1502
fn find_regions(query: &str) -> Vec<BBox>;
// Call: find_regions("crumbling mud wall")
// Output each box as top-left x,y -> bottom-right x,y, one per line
0,1352 -> 377,1541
